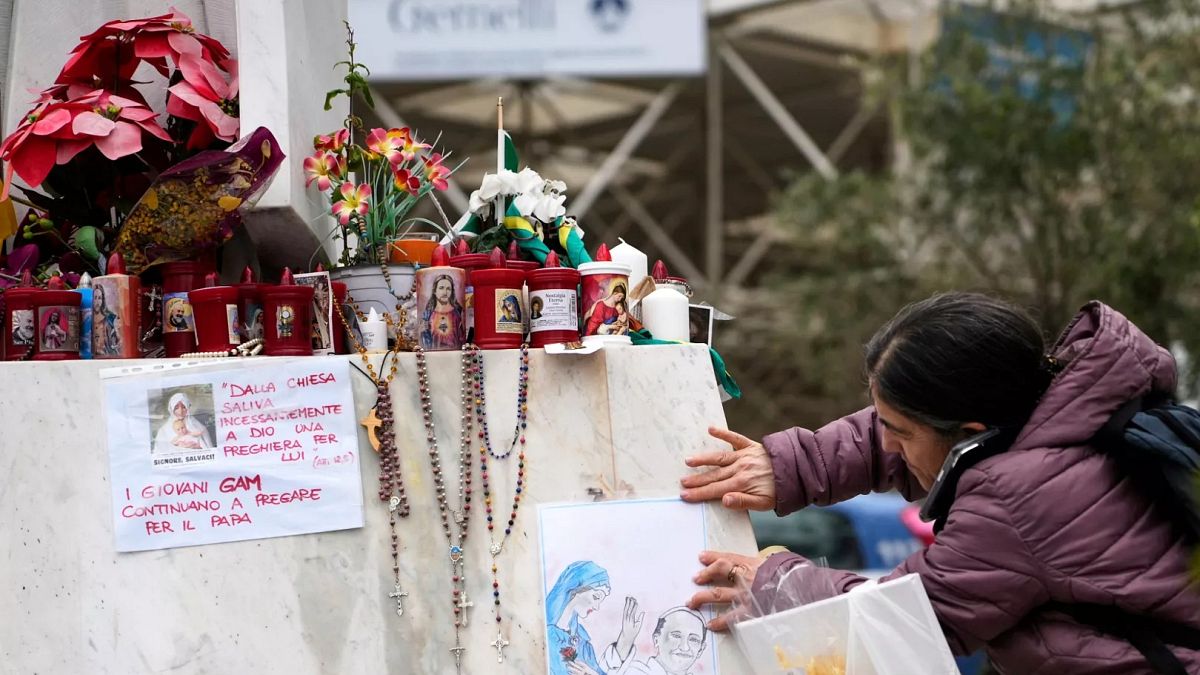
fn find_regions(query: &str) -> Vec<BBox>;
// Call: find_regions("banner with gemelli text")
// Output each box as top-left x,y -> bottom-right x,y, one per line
101,356 -> 363,552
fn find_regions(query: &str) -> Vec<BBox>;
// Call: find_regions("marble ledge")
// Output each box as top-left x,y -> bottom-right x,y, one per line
0,344 -> 756,674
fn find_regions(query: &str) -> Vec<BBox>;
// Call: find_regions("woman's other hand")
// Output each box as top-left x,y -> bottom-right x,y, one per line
687,550 -> 762,631
680,427 -> 776,511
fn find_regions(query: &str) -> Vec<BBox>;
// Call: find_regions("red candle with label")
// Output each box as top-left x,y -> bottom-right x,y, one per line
33,275 -> 82,361
527,250 -> 581,348
4,271 -> 40,361
470,247 -> 527,350
161,261 -> 208,358
260,268 -> 315,356
235,267 -> 265,342
189,273 -> 241,353
450,247 -> 494,341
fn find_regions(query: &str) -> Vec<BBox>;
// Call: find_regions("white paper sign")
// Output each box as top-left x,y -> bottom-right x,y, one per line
351,0 -> 707,81
539,498 -> 720,675
103,357 -> 364,552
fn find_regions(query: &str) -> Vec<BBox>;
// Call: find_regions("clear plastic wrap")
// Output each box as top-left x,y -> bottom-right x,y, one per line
730,564 -> 957,675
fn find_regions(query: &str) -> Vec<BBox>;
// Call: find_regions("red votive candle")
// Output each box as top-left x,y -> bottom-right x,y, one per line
260,268 -> 314,356
471,247 -> 526,350
161,261 -> 209,358
527,250 -> 580,348
189,273 -> 241,353
236,267 -> 265,342
450,250 -> 493,341
4,271 -> 40,361
33,275 -> 81,361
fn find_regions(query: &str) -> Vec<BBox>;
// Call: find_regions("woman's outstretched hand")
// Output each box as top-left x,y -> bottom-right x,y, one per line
680,427 -> 776,511
687,550 -> 762,631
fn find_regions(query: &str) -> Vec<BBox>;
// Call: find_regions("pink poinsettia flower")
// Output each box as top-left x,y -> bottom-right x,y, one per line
304,152 -> 344,192
332,182 -> 371,225
58,9 -> 230,86
365,127 -> 412,164
0,90 -> 170,188
314,129 -> 349,153
423,153 -> 451,191
393,167 -> 420,195
166,54 -> 239,148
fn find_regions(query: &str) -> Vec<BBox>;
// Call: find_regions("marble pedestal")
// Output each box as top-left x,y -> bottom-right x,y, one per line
1,344 -> 755,674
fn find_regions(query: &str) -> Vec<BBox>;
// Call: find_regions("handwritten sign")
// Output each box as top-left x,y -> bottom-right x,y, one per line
102,357 -> 363,552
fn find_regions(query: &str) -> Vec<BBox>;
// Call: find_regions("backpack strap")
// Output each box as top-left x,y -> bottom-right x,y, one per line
1046,602 -> 1200,675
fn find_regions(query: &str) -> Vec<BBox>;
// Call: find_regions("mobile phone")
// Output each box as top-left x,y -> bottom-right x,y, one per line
919,427 -> 1015,530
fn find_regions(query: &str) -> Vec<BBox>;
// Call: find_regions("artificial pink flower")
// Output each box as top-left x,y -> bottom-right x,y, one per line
423,153 -> 450,191
166,54 -> 239,148
398,133 -> 431,163
365,128 -> 411,164
314,129 -> 349,153
57,9 -> 230,86
304,152 -> 344,192
393,167 -> 420,195
332,182 -> 371,225
0,90 -> 170,188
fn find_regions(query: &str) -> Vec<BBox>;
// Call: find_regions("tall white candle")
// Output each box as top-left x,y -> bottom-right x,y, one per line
610,238 -> 648,299
641,286 -> 690,342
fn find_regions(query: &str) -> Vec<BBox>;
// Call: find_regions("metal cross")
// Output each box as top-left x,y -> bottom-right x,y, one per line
490,630 -> 510,663
457,592 -> 474,626
144,286 -> 162,310
388,584 -> 408,617
450,644 -> 466,672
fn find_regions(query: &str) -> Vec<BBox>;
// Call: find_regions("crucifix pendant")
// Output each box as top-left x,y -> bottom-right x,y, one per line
457,592 -> 474,626
491,630 -> 510,663
450,643 -> 466,672
388,584 -> 408,617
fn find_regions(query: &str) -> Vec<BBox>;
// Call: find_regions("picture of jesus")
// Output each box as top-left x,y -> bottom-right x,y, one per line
40,309 -> 69,350
421,274 -> 465,350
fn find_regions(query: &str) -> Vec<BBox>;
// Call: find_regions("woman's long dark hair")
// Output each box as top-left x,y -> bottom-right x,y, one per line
865,292 -> 1052,435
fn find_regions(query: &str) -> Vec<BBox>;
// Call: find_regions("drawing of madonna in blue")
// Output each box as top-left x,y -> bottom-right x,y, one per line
546,561 -> 613,675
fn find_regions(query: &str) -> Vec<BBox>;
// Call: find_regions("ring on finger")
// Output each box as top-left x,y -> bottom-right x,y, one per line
726,563 -> 747,584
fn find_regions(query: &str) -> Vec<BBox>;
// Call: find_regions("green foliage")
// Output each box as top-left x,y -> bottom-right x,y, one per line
724,0 -> 1200,439
326,23 -> 375,111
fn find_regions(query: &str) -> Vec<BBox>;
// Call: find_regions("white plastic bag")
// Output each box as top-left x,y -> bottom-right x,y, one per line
731,573 -> 957,675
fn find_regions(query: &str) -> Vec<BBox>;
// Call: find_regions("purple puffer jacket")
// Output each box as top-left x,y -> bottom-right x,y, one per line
754,302 -> 1200,674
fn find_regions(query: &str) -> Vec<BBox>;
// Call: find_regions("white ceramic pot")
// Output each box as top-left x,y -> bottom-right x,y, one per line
331,264 -> 418,347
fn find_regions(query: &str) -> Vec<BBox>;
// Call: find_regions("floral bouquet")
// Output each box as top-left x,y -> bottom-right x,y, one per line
306,23 -> 459,268
457,144 -> 591,268
0,8 -> 240,285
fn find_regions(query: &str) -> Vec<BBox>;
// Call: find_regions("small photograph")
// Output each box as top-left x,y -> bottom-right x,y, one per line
38,306 -> 78,352
294,271 -> 333,353
496,289 -> 525,334
688,305 -> 713,346
10,309 -> 34,346
147,384 -> 217,455
163,293 -> 194,333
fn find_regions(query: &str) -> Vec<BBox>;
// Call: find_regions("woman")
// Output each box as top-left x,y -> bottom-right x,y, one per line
421,274 -> 464,349
546,561 -> 641,675
584,283 -> 627,336
499,294 -> 523,324
93,283 -> 121,356
153,392 -> 213,453
683,294 -> 1200,674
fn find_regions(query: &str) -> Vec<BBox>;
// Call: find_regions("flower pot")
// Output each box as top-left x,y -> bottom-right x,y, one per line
330,264 -> 418,349
389,237 -> 440,266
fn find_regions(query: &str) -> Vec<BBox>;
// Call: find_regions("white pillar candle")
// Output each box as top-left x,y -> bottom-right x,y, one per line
610,238 -> 648,300
641,286 -> 690,342
361,307 -> 388,353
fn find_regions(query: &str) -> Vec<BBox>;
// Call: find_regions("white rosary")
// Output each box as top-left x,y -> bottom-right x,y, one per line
179,338 -> 265,359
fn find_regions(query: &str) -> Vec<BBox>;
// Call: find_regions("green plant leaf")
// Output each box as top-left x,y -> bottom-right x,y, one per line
72,226 -> 102,261
324,89 -> 346,111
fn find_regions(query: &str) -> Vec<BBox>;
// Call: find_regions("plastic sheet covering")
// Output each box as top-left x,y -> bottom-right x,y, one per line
731,565 -> 957,675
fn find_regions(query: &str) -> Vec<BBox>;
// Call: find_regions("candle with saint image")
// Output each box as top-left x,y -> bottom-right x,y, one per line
91,252 -> 142,359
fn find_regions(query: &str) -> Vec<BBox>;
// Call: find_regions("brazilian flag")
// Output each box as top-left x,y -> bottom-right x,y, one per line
504,202 -> 551,263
